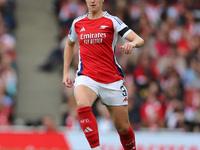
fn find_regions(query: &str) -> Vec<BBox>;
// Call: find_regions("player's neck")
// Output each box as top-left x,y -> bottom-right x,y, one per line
88,10 -> 104,20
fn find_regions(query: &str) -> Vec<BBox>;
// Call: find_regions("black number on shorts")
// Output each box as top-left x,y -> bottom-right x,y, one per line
120,85 -> 127,96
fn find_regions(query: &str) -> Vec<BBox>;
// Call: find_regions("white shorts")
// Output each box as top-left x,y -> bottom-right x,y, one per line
74,75 -> 128,106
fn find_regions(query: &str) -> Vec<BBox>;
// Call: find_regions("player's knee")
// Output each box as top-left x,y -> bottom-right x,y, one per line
116,124 -> 130,133
76,98 -> 90,108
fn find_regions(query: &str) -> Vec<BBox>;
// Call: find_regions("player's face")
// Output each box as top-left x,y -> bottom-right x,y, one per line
85,0 -> 104,13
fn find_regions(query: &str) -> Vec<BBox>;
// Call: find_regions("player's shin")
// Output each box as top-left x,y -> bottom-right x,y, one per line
118,125 -> 136,150
78,106 -> 100,148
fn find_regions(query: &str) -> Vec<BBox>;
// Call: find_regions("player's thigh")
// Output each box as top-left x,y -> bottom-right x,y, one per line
74,85 -> 98,108
74,75 -> 99,108
106,105 -> 130,133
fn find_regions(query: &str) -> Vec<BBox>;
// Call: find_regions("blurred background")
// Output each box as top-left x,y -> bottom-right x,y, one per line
0,0 -> 200,149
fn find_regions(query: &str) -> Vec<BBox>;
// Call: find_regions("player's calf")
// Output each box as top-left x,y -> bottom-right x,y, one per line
78,106 -> 100,148
118,125 -> 136,150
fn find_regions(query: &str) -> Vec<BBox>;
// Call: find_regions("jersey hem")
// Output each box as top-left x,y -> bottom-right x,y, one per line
77,74 -> 123,84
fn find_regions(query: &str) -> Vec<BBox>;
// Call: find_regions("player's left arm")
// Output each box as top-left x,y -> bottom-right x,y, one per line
120,30 -> 144,55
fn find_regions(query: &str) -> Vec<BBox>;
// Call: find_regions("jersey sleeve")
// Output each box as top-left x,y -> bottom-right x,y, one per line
112,17 -> 132,38
68,20 -> 78,42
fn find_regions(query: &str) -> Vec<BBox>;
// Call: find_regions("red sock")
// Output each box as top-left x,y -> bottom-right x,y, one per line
118,126 -> 136,150
78,106 -> 100,148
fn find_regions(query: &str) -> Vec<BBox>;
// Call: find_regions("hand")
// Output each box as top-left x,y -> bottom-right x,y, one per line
62,73 -> 74,88
120,43 -> 136,55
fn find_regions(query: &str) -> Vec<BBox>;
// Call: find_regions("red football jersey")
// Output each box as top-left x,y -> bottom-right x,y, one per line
68,12 -> 131,83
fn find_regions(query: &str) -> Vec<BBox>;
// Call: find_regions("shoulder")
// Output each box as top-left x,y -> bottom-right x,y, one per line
104,12 -> 123,25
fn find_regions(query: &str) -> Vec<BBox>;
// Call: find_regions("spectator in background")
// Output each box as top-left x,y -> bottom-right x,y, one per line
160,66 -> 184,101
113,0 -> 133,28
165,99 -> 185,129
194,99 -> 200,132
0,52 -> 17,97
133,48 -> 158,95
140,81 -> 165,131
125,74 -> 142,130
58,0 -> 87,38
0,0 -> 16,31
154,29 -> 171,57
184,57 -> 200,89
184,53 -> 200,131
0,0 -> 17,126
144,0 -> 162,28
42,115 -> 57,132
157,46 -> 187,79
0,74 -> 13,125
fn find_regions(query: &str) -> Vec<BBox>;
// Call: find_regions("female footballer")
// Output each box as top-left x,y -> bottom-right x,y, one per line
63,0 -> 144,149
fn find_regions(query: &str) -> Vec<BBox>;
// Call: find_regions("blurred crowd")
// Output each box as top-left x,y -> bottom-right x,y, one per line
45,0 -> 200,132
0,0 -> 17,126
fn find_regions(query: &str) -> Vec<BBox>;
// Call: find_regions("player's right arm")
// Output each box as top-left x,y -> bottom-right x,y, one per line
62,38 -> 75,88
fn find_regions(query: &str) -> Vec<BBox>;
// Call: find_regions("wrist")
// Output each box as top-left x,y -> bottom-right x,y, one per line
130,42 -> 137,48
63,69 -> 69,76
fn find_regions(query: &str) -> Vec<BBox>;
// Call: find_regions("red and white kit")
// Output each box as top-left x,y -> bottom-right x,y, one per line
68,11 -> 131,84
68,12 -> 136,150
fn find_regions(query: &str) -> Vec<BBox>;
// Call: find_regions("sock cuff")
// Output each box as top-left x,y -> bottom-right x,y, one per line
77,106 -> 92,115
118,125 -> 133,136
